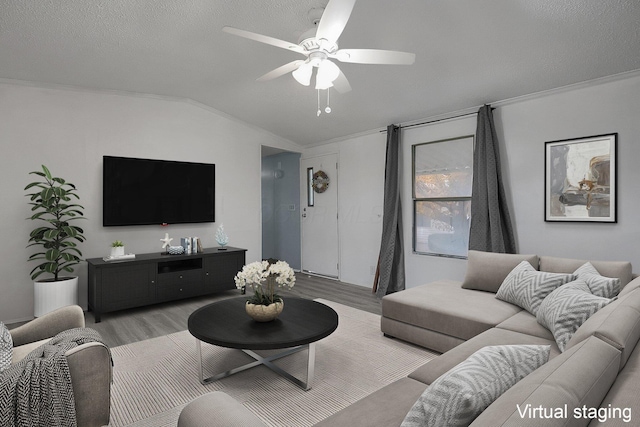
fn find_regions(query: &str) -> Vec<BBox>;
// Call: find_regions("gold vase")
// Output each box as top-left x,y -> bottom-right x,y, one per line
245,299 -> 284,322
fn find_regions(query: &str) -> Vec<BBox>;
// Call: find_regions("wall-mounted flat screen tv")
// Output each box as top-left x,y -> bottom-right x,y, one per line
103,156 -> 215,226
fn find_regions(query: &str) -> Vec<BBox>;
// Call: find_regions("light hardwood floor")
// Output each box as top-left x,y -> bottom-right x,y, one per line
86,273 -> 381,347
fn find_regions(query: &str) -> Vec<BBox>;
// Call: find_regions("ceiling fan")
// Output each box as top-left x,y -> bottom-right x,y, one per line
222,0 -> 416,94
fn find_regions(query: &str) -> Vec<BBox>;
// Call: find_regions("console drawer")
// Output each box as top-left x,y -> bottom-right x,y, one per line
157,269 -> 202,301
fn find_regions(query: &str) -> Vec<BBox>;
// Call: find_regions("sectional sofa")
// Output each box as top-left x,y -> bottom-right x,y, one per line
179,251 -> 640,427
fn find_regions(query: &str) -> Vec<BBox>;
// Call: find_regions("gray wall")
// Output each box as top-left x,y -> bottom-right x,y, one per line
261,152 -> 301,269
401,74 -> 640,287
305,73 -> 640,289
496,75 -> 640,263
0,82 -> 301,323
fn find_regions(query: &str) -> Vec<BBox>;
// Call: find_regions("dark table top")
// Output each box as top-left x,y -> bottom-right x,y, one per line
188,297 -> 339,350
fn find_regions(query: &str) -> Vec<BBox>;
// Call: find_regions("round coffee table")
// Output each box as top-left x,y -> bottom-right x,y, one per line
188,297 -> 338,390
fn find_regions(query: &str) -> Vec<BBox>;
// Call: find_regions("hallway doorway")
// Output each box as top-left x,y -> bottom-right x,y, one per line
261,146 -> 301,269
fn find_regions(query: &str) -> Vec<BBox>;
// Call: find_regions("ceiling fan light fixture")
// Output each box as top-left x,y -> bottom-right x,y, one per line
292,62 -> 313,86
315,78 -> 334,90
315,60 -> 340,90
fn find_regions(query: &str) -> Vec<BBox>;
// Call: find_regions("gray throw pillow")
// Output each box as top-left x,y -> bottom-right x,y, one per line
461,250 -> 539,293
537,280 -> 614,352
401,345 -> 550,427
0,321 -> 12,372
495,261 -> 575,315
574,262 -> 621,299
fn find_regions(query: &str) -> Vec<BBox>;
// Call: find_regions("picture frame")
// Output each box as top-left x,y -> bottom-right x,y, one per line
545,133 -> 617,222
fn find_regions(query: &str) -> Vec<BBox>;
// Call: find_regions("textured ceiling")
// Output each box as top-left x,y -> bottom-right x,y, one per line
1,0 -> 640,146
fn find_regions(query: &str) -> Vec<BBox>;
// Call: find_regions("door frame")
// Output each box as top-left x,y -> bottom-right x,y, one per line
300,153 -> 340,280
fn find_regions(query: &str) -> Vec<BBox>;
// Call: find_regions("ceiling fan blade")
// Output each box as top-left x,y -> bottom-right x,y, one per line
332,69 -> 352,93
332,49 -> 416,65
257,60 -> 306,82
315,0 -> 357,43
222,26 -> 307,56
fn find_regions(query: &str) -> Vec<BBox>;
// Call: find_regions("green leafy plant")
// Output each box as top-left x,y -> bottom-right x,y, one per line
25,165 -> 85,281
111,240 -> 124,247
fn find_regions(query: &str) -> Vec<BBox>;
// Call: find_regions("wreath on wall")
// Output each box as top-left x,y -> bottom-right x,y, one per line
312,170 -> 330,193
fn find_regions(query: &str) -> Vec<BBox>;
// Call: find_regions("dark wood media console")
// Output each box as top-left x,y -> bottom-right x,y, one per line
87,247 -> 246,322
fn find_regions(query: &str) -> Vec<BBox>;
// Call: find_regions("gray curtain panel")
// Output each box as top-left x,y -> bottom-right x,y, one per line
376,124 -> 405,297
469,105 -> 516,253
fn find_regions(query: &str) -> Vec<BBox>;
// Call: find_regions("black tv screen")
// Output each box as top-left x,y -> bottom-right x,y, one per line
103,156 -> 215,226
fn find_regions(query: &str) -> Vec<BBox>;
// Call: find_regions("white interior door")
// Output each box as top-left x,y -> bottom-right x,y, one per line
300,154 -> 339,278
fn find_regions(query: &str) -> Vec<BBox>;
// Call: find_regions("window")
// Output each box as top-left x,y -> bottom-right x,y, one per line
412,135 -> 474,258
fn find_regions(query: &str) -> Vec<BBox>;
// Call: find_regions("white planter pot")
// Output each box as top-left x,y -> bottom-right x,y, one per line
111,246 -> 125,258
34,276 -> 79,317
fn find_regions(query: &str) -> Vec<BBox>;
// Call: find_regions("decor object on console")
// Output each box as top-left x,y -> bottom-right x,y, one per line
215,224 -> 229,249
180,237 -> 201,254
104,240 -> 135,261
168,245 -> 185,255
234,260 -> 296,322
545,133 -> 617,222
160,233 -> 173,253
25,165 -> 85,317
110,240 -> 125,258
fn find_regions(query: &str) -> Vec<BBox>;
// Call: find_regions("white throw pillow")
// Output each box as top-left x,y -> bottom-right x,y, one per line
495,261 -> 575,315
0,321 -> 12,372
573,262 -> 621,298
537,280 -> 614,352
401,345 -> 550,427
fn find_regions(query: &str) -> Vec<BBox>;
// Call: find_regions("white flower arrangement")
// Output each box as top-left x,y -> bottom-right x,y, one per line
234,260 -> 296,305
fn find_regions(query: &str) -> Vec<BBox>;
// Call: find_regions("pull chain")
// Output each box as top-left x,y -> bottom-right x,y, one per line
325,89 -> 331,114
316,89 -> 332,117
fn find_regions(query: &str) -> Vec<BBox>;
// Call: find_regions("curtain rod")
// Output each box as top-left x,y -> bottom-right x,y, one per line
379,107 -> 494,133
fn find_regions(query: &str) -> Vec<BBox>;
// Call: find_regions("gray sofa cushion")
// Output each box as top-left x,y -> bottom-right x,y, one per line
461,251 -> 539,293
574,262 -> 621,298
537,281 -> 614,352
178,391 -> 266,427
382,280 -> 522,341
539,256 -> 632,288
469,336 -> 621,427
618,276 -> 640,297
314,377 -> 428,427
402,345 -> 550,427
381,317 -> 465,354
566,288 -> 640,371
495,261 -> 575,316
589,340 -> 640,426
0,322 -> 11,372
409,328 -> 560,386
495,311 -> 554,340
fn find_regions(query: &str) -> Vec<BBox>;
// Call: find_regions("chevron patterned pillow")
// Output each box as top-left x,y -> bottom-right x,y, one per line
401,345 -> 550,427
0,321 -> 12,372
537,280 -> 615,352
574,262 -> 621,298
495,261 -> 575,315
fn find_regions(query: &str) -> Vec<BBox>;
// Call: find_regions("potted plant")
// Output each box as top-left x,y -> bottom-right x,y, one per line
234,259 -> 296,322
111,240 -> 125,258
25,165 -> 85,317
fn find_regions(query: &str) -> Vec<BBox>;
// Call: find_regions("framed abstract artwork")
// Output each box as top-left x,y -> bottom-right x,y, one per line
545,133 -> 617,222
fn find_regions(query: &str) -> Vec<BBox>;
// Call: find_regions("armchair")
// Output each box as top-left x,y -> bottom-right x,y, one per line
8,305 -> 112,427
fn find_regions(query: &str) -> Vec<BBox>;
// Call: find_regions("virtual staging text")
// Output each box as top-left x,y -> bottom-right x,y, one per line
517,404 -> 631,423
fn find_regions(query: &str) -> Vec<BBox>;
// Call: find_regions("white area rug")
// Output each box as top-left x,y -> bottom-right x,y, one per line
108,299 -> 438,427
